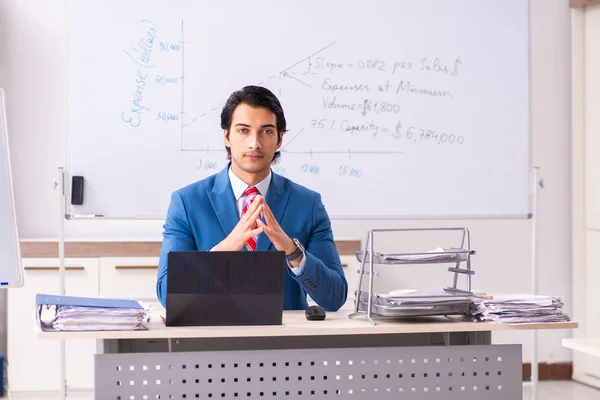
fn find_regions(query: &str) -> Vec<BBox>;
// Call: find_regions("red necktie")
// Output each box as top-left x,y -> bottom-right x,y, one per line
242,186 -> 259,251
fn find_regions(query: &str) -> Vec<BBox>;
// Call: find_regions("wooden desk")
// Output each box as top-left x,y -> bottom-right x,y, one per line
39,310 -> 576,400
562,337 -> 600,358
38,309 -> 576,340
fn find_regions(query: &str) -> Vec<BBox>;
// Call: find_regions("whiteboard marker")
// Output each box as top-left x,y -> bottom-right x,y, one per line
66,214 -> 104,219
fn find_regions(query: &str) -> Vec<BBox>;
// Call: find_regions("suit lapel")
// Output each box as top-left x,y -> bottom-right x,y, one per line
256,172 -> 290,252
207,166 -> 239,238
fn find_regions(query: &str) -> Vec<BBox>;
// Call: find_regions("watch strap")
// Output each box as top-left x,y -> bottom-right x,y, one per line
286,239 -> 304,261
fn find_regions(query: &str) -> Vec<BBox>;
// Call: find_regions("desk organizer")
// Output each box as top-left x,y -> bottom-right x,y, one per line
350,228 -> 476,325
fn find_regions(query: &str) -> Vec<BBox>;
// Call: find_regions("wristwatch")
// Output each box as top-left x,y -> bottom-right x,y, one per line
286,238 -> 305,261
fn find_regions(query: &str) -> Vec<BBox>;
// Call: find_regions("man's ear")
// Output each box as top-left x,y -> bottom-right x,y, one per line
223,129 -> 230,147
276,131 -> 283,149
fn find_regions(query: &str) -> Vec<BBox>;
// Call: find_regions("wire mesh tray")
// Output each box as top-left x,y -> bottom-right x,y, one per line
356,248 -> 474,265
354,290 -> 472,317
355,290 -> 471,306
355,301 -> 471,317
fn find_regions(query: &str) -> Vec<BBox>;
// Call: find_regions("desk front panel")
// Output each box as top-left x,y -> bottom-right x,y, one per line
95,344 -> 521,399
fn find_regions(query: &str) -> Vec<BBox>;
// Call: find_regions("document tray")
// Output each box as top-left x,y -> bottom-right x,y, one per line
356,301 -> 471,317
356,249 -> 473,265
354,291 -> 471,317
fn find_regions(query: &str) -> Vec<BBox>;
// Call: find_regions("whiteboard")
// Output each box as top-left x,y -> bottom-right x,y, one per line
67,0 -> 530,218
0,88 -> 23,287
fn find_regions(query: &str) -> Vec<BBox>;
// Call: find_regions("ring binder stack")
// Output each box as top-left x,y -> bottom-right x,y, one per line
36,294 -> 149,331
349,227 -> 477,325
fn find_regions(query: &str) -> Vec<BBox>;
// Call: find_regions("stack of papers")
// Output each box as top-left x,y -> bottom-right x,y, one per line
356,248 -> 472,264
355,288 -> 473,317
36,294 -> 149,331
376,288 -> 472,304
469,294 -> 570,324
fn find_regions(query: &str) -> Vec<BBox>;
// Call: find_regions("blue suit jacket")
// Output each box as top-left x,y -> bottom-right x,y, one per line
156,165 -> 348,311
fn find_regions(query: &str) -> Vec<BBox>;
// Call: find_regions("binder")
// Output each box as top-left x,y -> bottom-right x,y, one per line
36,293 -> 148,332
36,293 -> 143,309
0,354 -> 5,397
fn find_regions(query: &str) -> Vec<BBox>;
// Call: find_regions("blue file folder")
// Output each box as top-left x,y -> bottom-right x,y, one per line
0,355 -> 5,397
36,293 -> 143,309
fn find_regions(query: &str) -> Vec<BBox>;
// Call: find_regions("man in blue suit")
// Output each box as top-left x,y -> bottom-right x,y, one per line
156,86 -> 348,311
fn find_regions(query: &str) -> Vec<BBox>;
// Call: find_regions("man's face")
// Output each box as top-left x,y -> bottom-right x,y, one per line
224,103 -> 282,182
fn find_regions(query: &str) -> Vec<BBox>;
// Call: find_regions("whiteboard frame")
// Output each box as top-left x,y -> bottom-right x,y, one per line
0,88 -> 24,288
63,0 -> 533,221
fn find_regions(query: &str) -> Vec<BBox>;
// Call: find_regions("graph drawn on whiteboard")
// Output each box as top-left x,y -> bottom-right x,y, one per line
126,20 -> 466,172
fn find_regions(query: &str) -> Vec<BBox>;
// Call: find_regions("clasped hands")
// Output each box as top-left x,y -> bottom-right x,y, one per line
214,195 -> 300,264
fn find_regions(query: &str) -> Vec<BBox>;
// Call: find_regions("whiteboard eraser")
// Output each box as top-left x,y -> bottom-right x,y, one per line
71,176 -> 84,205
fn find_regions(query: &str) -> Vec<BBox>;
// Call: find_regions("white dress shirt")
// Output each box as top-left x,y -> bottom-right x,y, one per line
227,167 -> 305,275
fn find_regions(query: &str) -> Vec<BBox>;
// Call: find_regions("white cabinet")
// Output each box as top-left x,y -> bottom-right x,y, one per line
98,257 -> 159,300
7,258 -> 99,392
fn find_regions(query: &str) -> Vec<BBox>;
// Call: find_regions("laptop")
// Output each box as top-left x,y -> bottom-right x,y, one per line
166,251 -> 285,326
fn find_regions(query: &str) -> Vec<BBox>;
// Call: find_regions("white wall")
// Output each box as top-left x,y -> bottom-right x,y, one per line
584,9 -> 600,230
0,0 -> 573,363
572,2 -> 600,386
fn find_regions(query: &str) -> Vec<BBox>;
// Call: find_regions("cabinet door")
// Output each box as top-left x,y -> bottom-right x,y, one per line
7,258 -> 99,392
99,257 -> 159,301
